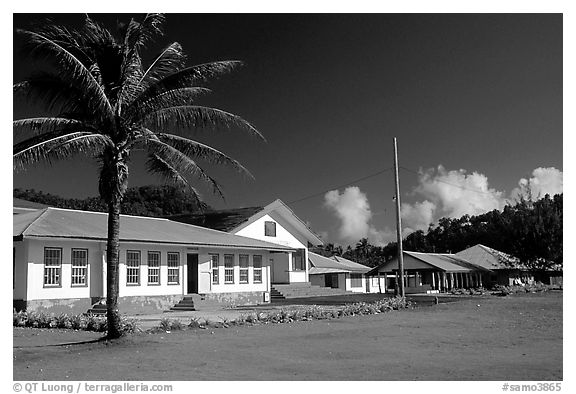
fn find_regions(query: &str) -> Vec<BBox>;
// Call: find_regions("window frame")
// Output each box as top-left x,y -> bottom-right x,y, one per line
126,250 -> 141,286
253,255 -> 263,284
350,273 -> 363,288
224,254 -> 234,284
239,254 -> 249,284
71,248 -> 88,287
167,252 -> 180,285
264,221 -> 277,237
210,254 -> 219,285
43,247 -> 62,288
292,249 -> 305,271
147,251 -> 161,285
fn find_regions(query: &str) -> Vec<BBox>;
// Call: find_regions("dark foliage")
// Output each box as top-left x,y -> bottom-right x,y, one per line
14,185 -> 210,217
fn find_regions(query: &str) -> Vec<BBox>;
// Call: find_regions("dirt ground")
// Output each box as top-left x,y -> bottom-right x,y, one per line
13,291 -> 562,381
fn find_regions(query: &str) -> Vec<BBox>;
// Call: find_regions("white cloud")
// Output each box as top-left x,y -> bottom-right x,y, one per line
401,165 -> 505,232
324,187 -> 372,240
324,186 -> 395,246
401,200 -> 436,234
511,167 -> 563,200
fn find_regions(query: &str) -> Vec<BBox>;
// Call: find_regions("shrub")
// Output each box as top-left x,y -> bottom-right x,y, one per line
13,310 -> 28,327
119,317 -> 139,334
70,314 -> 86,330
188,317 -> 202,329
85,315 -> 107,332
55,314 -> 72,329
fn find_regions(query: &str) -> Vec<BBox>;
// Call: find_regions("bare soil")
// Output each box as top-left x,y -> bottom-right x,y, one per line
13,291 -> 562,381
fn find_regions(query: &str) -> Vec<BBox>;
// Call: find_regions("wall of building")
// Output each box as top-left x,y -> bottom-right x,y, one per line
345,273 -> 367,293
196,248 -> 271,294
13,240 -> 28,300
234,214 -> 309,283
24,238 -> 102,302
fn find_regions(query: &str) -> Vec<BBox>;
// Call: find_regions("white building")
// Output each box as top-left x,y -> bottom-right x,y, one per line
168,199 -> 324,286
13,207 -> 294,314
308,252 -> 371,293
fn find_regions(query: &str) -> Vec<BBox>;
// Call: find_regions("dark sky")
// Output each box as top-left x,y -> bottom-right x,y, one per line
13,13 -> 563,246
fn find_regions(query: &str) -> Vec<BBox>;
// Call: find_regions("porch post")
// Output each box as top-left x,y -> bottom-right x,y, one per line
383,273 -> 387,293
431,271 -> 436,290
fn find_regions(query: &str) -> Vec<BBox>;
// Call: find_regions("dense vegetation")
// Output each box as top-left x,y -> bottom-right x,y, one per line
14,185 -> 210,217
312,193 -> 563,271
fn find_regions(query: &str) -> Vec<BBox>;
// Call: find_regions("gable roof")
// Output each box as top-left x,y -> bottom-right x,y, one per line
308,252 -> 370,274
13,197 -> 50,214
455,244 -> 524,270
366,251 -> 491,275
169,199 -> 324,246
166,207 -> 263,232
13,207 -> 294,252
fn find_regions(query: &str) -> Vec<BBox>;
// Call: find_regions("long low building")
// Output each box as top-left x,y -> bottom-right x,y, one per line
13,207 -> 294,314
366,251 -> 492,294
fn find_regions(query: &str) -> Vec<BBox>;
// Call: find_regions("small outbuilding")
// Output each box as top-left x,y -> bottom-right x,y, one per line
308,252 -> 371,293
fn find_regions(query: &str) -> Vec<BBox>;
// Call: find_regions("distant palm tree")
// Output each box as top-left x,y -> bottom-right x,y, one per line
13,14 -> 263,338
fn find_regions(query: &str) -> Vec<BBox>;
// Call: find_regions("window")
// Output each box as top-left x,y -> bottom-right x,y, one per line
239,254 -> 249,284
253,255 -> 262,284
211,254 -> 219,284
292,249 -> 305,271
264,221 -> 276,237
147,251 -> 160,285
167,252 -> 180,285
43,247 -> 62,287
126,250 -> 141,285
350,273 -> 363,288
71,249 -> 88,286
224,254 -> 234,284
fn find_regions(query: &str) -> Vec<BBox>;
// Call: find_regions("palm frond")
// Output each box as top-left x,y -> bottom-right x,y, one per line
146,153 -> 202,198
156,133 -> 254,179
124,87 -> 210,123
13,131 -> 111,171
16,28 -> 115,126
13,117 -> 92,136
133,60 -> 243,104
82,14 -> 116,48
143,105 -> 265,141
145,139 -> 225,199
14,73 -> 86,116
118,51 -> 145,110
140,42 -> 186,86
125,13 -> 165,52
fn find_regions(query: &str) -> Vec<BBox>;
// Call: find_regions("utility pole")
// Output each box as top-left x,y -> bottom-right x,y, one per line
393,137 -> 405,298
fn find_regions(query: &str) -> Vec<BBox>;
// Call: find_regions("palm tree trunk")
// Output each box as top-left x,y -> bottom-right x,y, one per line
106,199 -> 122,339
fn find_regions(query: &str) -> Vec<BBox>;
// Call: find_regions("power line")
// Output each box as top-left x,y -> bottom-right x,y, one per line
399,166 -> 497,196
286,167 -> 394,205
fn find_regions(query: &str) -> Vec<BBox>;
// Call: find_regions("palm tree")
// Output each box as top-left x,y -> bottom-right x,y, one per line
13,14 -> 263,339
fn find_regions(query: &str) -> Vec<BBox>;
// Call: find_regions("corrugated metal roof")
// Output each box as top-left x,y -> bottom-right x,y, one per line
308,252 -> 370,273
13,208 -> 295,252
455,244 -> 523,270
13,197 -> 50,209
166,206 -> 264,232
309,267 -> 349,275
366,251 -> 492,275
405,251 -> 491,272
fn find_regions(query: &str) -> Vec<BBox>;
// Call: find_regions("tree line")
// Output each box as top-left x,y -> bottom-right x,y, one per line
14,185 -> 210,217
312,193 -> 563,271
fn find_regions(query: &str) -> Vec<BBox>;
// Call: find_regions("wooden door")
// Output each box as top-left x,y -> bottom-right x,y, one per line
187,254 -> 198,294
